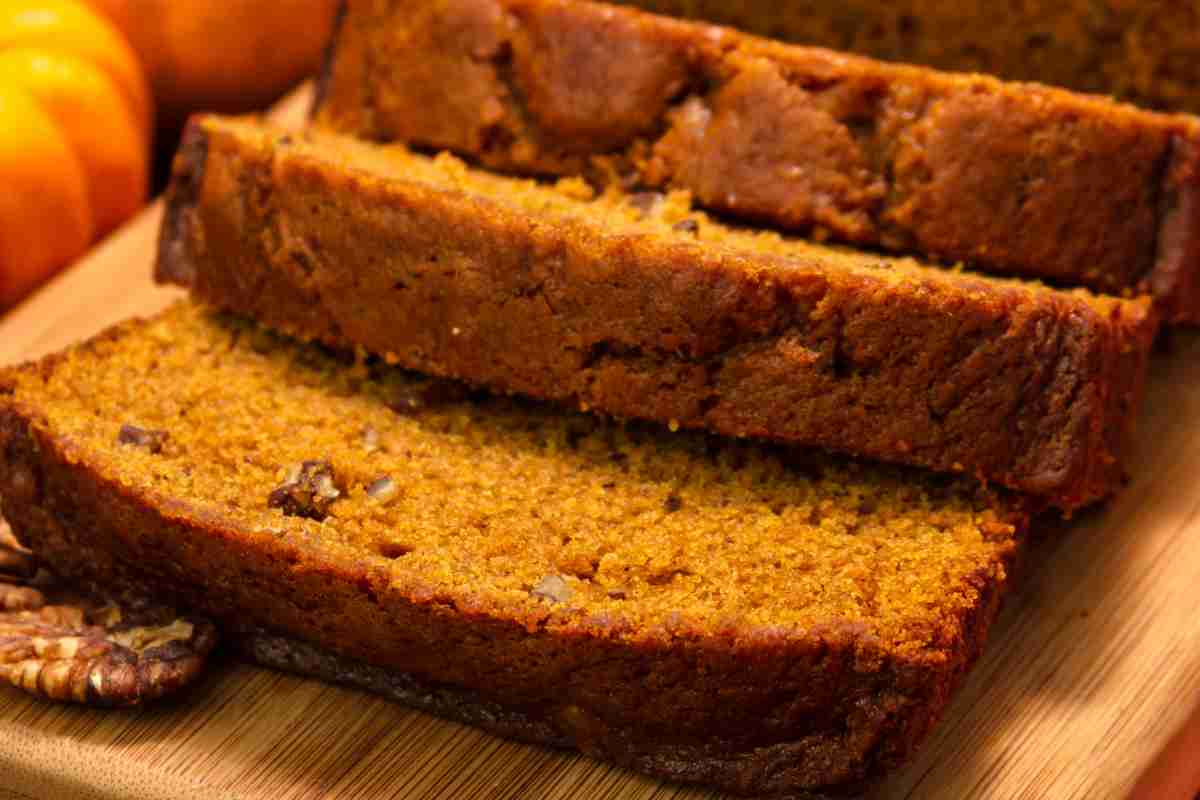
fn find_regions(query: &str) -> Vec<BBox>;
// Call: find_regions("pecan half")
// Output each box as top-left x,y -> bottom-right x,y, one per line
0,598 -> 218,707
0,523 -> 218,707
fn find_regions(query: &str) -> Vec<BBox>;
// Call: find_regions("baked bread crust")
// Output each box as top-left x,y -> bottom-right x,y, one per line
235,620 -> 1000,800
312,0 -> 1200,322
158,116 -> 1156,509
0,304 -> 1027,797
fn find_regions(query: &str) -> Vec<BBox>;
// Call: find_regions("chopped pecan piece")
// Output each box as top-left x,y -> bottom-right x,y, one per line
531,574 -> 573,604
628,191 -> 664,217
367,476 -> 399,504
117,424 -> 169,454
269,460 -> 341,520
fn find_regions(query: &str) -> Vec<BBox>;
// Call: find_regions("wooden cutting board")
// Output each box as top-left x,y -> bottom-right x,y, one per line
1,88 -> 1199,800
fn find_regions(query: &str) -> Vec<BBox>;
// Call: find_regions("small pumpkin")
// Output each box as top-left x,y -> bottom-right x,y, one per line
84,0 -> 340,124
0,0 -> 150,307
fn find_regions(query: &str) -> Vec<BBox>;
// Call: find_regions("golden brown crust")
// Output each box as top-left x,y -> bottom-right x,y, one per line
312,0 -> 1200,322
235,627 -> 952,799
0,305 -> 1028,796
159,116 -> 1157,508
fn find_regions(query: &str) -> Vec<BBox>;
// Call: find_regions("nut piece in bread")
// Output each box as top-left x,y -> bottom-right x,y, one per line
0,521 -> 218,707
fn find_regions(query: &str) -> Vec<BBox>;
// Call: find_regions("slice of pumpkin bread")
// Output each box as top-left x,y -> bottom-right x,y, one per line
0,302 -> 1028,797
313,0 -> 1200,322
158,115 -> 1156,509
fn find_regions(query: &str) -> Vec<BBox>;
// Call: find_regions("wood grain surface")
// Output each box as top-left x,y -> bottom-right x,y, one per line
1,87 -> 1199,800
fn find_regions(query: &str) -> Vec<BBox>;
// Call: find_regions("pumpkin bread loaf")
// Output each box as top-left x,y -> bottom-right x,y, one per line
313,0 -> 1200,322
612,0 -> 1200,116
158,115 -> 1156,509
0,302 -> 1029,797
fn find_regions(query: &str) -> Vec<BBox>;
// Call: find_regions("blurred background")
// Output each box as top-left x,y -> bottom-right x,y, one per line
0,0 -> 339,309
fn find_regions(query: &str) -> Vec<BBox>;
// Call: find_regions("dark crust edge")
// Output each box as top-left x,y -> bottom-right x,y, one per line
0,308 -> 1029,797
310,0 -> 351,119
1151,134 -> 1200,323
234,630 -> 836,800
236,630 -> 576,748
154,120 -> 208,288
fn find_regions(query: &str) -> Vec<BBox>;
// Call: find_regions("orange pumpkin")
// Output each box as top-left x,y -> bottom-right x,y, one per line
0,0 -> 150,308
85,0 -> 340,124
